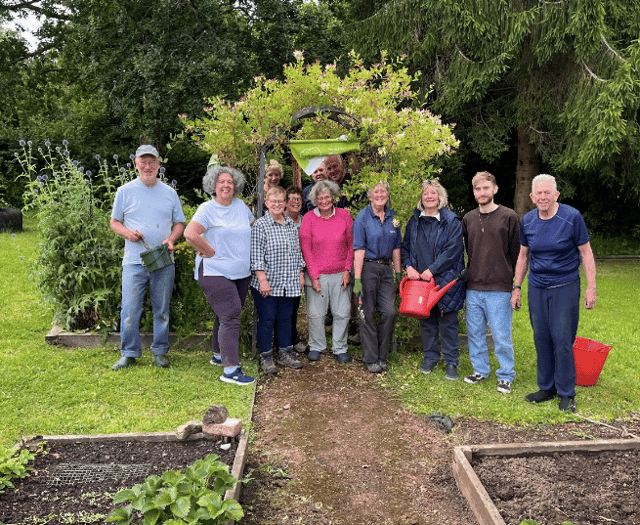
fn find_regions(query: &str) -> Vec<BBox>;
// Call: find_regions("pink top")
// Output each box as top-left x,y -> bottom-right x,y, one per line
299,207 -> 354,280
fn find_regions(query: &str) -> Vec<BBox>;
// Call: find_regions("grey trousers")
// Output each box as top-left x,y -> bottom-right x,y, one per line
360,261 -> 396,364
305,272 -> 352,354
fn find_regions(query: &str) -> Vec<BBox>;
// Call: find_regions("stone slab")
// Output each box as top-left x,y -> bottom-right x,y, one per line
452,438 -> 640,525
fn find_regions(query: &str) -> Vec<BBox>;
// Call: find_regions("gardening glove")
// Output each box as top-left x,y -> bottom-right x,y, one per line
353,278 -> 363,298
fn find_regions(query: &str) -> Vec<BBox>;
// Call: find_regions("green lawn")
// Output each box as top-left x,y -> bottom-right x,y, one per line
2,217 -> 638,447
383,258 -> 640,425
0,218 -> 256,448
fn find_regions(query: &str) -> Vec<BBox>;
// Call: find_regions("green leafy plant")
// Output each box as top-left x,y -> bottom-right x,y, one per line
107,454 -> 243,525
0,444 -> 38,494
182,51 -> 459,224
13,140 -> 213,335
15,140 -> 136,331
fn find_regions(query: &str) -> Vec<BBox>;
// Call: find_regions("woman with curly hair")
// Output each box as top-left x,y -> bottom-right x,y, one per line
184,165 -> 255,386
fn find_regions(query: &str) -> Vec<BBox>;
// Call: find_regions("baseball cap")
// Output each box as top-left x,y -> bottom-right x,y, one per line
135,145 -> 160,159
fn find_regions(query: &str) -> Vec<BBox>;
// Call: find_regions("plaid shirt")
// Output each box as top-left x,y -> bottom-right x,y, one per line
250,213 -> 304,296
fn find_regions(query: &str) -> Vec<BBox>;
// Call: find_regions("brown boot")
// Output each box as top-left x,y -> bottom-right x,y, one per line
260,350 -> 278,375
278,348 -> 303,369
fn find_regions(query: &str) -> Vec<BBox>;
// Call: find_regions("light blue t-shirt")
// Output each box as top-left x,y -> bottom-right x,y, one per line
191,198 -> 254,280
111,178 -> 185,266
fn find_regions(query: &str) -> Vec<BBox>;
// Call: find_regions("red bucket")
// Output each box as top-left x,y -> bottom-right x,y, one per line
573,337 -> 612,387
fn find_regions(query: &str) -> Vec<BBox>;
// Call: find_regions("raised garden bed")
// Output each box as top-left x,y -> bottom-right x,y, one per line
0,431 -> 248,525
453,438 -> 640,525
45,325 -> 210,348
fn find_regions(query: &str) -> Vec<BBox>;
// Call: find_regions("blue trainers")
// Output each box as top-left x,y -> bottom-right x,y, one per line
220,367 -> 255,386
210,354 -> 222,366
308,350 -> 321,361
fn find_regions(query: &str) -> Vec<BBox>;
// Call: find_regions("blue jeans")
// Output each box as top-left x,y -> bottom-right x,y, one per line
120,263 -> 175,357
528,280 -> 580,397
251,288 -> 295,354
465,290 -> 515,382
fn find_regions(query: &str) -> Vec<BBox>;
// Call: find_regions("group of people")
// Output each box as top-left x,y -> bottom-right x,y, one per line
109,145 -> 597,413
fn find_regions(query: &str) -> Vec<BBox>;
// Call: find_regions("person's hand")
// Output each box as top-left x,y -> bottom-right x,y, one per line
584,287 -> 597,310
162,238 -> 175,252
511,288 -> 521,310
312,278 -> 322,293
341,270 -> 351,289
128,229 -> 145,243
353,278 -> 363,297
406,266 -> 421,280
197,245 -> 215,258
299,272 -> 305,290
259,279 -> 271,297
395,272 -> 403,287
420,269 -> 433,281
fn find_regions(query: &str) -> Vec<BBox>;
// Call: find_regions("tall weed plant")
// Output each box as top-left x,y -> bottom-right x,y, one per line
14,140 -> 211,334
16,140 -> 130,331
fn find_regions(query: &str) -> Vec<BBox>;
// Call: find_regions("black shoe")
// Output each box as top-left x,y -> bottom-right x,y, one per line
154,354 -> 170,368
336,352 -> 351,364
525,389 -> 557,403
419,360 -> 438,374
464,372 -> 487,385
559,396 -> 577,413
308,350 -> 321,361
445,364 -> 458,381
112,356 -> 136,371
366,362 -> 382,373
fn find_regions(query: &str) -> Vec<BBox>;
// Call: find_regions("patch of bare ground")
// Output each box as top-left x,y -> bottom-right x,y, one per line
0,438 -> 237,525
241,355 -> 640,525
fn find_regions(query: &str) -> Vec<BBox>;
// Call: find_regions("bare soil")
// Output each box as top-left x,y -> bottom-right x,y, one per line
0,438 -> 237,525
474,449 -> 640,525
240,354 -> 640,525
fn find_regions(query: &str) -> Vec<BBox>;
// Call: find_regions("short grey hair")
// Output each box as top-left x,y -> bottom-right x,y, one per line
203,165 -> 246,196
367,181 -> 390,200
309,180 -> 341,206
532,174 -> 557,192
417,179 -> 448,211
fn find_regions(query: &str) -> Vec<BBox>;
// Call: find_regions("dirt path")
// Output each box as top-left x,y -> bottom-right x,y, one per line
240,356 -> 640,525
242,356 -> 477,525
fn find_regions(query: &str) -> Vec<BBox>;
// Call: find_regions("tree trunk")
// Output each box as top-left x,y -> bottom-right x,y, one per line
514,126 -> 539,217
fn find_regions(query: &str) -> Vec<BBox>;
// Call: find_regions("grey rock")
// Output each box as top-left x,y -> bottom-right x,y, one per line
203,404 -> 229,425
176,420 -> 202,440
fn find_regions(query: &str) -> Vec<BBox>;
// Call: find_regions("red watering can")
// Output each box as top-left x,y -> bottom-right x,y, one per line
398,270 -> 467,319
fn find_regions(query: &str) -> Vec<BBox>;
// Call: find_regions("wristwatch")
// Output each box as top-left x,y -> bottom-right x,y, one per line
512,285 -> 522,290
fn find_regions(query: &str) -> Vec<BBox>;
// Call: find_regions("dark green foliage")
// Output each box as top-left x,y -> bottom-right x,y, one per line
107,454 -> 243,525
350,0 -> 640,214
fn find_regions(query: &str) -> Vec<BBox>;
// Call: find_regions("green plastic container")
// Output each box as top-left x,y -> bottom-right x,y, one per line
140,244 -> 172,272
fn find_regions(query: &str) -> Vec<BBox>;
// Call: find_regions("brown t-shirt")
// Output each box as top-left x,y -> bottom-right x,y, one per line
462,205 -> 521,292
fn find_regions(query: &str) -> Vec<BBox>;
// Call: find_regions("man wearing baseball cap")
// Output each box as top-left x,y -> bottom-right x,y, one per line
110,145 -> 185,370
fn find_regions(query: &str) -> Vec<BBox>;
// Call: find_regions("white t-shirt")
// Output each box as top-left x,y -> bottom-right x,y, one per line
191,197 -> 254,280
111,178 -> 185,266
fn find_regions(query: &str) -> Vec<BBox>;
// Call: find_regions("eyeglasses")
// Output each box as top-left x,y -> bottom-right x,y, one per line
287,197 -> 302,203
267,199 -> 285,205
138,160 -> 159,167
